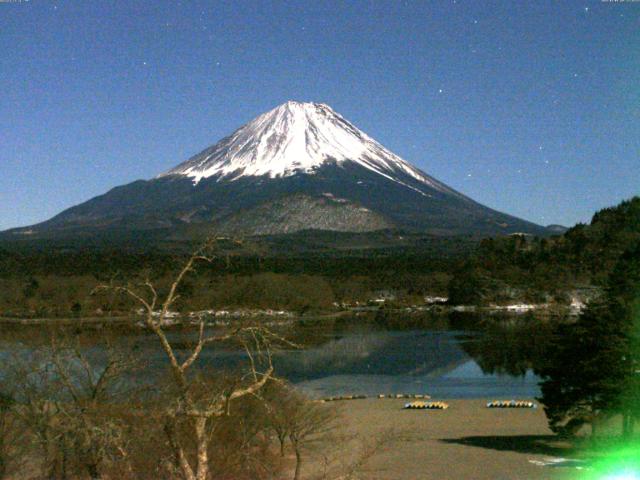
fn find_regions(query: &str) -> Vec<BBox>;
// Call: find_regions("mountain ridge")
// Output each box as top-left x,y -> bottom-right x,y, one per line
159,101 -> 460,197
3,101 -> 550,241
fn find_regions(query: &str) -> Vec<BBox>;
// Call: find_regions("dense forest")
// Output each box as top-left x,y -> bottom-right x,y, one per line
0,197 -> 638,317
0,236 -> 468,317
448,196 -> 640,305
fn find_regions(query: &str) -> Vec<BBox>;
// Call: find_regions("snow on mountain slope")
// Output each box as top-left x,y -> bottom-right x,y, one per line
1,100 -> 549,240
160,101 -> 459,197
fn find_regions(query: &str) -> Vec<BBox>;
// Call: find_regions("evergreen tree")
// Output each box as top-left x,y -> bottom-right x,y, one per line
538,240 -> 640,437
538,299 -> 626,436
607,243 -> 640,437
447,267 -> 489,305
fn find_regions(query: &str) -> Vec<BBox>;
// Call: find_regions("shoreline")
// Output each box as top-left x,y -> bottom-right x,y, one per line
0,302 -> 577,325
319,398 -> 576,479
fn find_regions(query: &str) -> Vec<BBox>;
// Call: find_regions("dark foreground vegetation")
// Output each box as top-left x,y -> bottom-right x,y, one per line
538,240 -> 640,439
0,244 -> 389,480
457,255 -> 640,443
0,329 -> 354,480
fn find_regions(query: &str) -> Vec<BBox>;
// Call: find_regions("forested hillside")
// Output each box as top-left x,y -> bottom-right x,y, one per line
1,197 -> 638,317
448,197 -> 640,305
0,236 -> 468,317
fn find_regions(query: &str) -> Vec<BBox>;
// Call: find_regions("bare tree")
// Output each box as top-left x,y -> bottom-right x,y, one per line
327,429 -> 399,480
260,382 -> 338,480
0,386 -> 20,478
48,331 -> 142,479
261,382 -> 398,480
94,238 -> 288,480
4,346 -> 68,479
287,399 -> 336,480
2,328 -> 143,480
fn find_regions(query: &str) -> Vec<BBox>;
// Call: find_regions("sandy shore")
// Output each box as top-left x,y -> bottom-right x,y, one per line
309,398 -> 577,480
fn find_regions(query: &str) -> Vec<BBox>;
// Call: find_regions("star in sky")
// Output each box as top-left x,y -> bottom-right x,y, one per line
2,0 -> 638,231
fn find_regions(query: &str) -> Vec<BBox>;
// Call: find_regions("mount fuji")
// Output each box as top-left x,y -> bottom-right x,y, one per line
5,101 -> 548,240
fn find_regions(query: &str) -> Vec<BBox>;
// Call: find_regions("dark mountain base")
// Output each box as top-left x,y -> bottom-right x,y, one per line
4,163 -> 550,243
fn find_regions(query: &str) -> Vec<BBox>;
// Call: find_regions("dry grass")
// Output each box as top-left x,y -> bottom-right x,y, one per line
301,398 -> 578,480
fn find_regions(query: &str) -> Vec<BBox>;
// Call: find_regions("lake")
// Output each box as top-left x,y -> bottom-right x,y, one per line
282,329 -> 542,399
0,312 -> 558,399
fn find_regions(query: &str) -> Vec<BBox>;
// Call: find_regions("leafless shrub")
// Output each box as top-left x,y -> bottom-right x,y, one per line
1,329 -> 145,479
0,376 -> 24,478
93,237 -> 294,480
260,382 -> 338,480
327,428 -> 399,480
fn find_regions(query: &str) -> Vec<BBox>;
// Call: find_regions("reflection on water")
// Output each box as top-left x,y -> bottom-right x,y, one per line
456,319 -> 555,378
283,327 -> 545,399
0,312 -> 562,399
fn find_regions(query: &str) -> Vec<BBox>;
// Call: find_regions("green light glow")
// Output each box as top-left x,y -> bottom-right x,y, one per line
601,472 -> 639,480
580,443 -> 640,480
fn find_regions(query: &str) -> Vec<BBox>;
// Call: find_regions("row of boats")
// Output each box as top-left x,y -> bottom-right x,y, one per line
403,401 -> 449,410
321,393 -> 431,402
404,400 -> 537,410
486,400 -> 537,409
319,395 -> 537,410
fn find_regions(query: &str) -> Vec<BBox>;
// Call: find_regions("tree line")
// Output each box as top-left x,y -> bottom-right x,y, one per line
447,196 -> 640,305
1,196 -> 639,317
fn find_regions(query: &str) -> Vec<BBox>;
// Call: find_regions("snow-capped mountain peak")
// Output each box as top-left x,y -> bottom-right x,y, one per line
9,101 -> 548,239
160,101 -> 454,195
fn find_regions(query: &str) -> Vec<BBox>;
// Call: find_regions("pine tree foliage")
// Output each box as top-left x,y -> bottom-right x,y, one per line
538,240 -> 640,437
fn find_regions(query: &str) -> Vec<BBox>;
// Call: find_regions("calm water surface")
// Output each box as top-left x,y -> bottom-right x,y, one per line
282,329 -> 542,399
0,313 -> 557,399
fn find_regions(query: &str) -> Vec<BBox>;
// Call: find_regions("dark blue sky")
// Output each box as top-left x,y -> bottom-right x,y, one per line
2,0 -> 639,230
